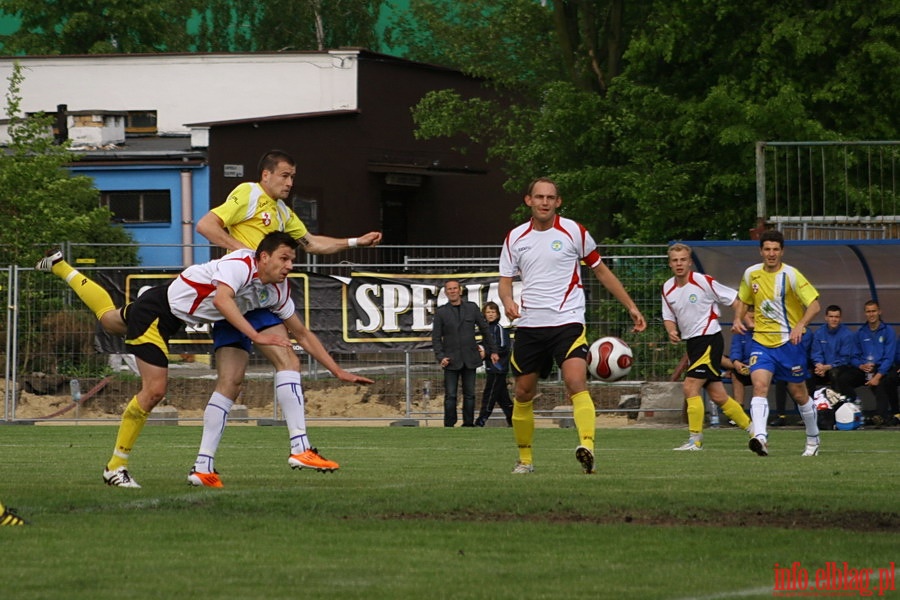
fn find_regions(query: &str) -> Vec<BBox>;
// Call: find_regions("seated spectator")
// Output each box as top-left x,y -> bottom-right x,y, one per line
835,300 -> 897,420
809,304 -> 858,395
725,314 -> 754,411
874,338 -> 900,427
725,310 -> 799,424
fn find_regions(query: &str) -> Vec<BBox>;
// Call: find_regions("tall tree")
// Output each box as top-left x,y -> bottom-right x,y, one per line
410,0 -> 900,242
195,0 -> 384,52
0,0 -> 197,54
0,62 -> 136,266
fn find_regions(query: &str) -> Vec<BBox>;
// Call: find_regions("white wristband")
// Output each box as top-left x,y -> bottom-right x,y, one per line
348,237 -> 359,248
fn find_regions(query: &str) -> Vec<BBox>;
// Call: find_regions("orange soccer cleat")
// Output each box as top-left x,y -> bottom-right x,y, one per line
288,448 -> 339,473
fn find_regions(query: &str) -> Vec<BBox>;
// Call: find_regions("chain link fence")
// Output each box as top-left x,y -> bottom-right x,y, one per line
2,244 -> 676,424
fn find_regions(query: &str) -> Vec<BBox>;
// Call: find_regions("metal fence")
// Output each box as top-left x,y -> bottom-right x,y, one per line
756,141 -> 900,239
1,244 -> 676,424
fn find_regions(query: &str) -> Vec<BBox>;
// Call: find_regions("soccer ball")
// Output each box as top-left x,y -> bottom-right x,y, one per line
587,337 -> 634,382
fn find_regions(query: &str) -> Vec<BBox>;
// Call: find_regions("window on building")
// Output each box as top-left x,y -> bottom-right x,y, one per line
292,187 -> 322,234
100,190 -> 171,224
125,111 -> 157,135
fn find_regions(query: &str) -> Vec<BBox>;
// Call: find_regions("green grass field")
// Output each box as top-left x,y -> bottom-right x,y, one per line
1,424 -> 897,599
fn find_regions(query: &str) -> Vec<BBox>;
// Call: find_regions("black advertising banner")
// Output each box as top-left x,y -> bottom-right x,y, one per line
94,270 -> 516,355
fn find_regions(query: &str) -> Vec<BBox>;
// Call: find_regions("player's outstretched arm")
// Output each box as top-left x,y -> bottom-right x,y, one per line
592,262 -> 646,332
300,231 -> 382,255
283,313 -> 374,384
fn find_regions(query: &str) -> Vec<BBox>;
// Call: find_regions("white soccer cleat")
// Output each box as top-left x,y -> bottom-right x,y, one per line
673,440 -> 703,451
511,461 -> 534,474
103,466 -> 141,488
35,249 -> 63,272
801,442 -> 820,457
749,436 -> 769,457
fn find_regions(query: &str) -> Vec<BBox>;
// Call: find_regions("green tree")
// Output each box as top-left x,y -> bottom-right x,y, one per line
0,0 -> 197,54
409,0 -> 900,243
384,0 -> 561,88
0,62 -> 137,266
194,0 -> 384,52
1,63 -> 137,375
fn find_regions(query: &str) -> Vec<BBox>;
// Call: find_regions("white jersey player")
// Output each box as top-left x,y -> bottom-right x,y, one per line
662,243 -> 750,451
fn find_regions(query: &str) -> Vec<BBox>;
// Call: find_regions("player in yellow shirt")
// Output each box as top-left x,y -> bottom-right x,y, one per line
191,149 -> 381,484
733,230 -> 821,457
37,149 -> 382,486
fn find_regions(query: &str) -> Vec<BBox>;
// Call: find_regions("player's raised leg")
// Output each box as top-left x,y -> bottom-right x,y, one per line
36,248 -> 126,335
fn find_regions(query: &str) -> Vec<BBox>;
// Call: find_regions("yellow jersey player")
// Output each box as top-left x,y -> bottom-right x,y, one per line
733,230 -> 821,457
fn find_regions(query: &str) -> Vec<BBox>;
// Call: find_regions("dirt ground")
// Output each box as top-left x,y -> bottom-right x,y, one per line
7,373 -> 638,428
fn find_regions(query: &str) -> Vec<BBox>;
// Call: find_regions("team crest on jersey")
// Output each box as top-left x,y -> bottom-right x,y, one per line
260,211 -> 272,227
258,288 -> 270,304
688,293 -> 698,303
751,283 -> 760,294
550,240 -> 563,252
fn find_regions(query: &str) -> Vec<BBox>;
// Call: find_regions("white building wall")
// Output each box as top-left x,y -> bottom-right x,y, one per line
0,50 -> 360,141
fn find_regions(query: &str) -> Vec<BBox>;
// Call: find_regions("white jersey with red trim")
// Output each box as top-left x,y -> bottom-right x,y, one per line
661,272 -> 737,340
499,215 -> 601,328
167,249 -> 295,326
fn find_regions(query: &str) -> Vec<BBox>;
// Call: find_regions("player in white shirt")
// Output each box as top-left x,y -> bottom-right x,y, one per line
662,243 -> 751,451
499,178 -> 646,475
102,232 -> 373,488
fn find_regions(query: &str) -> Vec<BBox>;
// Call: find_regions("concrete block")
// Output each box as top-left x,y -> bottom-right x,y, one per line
637,382 -> 684,425
617,394 -> 641,420
483,416 -> 510,428
552,404 -> 574,428
230,404 -> 250,423
390,419 -> 419,427
148,405 -> 178,426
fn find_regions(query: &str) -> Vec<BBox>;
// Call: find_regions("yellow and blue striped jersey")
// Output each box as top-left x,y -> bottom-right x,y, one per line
738,263 -> 819,348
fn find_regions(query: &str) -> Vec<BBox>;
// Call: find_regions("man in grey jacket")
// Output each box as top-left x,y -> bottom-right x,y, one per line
432,280 -> 498,427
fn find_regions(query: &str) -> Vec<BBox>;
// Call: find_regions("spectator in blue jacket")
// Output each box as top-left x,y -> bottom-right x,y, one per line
725,312 -> 754,410
876,343 -> 900,426
809,305 -> 859,396
836,300 -> 897,408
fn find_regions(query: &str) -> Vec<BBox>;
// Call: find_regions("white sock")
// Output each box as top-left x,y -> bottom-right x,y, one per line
276,370 -> 310,455
194,392 -> 234,473
750,396 -> 769,438
797,398 -> 820,442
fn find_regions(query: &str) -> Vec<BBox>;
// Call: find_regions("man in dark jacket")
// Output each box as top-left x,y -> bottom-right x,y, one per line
432,280 -> 498,427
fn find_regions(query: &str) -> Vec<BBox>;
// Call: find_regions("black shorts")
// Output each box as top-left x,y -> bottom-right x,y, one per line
510,323 -> 588,378
124,284 -> 183,368
684,333 -> 725,383
730,369 -> 752,387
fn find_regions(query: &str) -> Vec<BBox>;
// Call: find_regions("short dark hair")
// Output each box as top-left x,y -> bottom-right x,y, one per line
526,177 -> 558,196
759,229 -> 784,248
825,304 -> 842,314
864,299 -> 880,310
256,231 -> 298,258
482,301 -> 500,315
258,150 -> 296,178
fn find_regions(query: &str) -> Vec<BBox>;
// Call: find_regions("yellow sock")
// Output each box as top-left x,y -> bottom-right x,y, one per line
106,396 -> 150,471
720,398 -> 751,430
511,399 -> 534,464
571,390 -> 595,452
686,396 -> 704,435
52,260 -> 116,320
